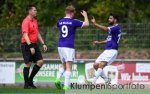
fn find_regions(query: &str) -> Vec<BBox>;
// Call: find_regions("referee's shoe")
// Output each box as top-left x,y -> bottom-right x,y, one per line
24,83 -> 32,89
24,81 -> 36,89
29,81 -> 37,89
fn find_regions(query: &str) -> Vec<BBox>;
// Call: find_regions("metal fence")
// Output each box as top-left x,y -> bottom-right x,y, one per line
0,23 -> 150,53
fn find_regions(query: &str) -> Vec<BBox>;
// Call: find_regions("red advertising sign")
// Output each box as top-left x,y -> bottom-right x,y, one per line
112,62 -> 150,85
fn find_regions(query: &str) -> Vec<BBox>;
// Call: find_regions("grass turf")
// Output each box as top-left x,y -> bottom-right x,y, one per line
0,87 -> 64,94
0,87 -> 150,94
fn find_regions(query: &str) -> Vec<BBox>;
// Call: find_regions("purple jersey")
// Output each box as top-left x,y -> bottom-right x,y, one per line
104,24 -> 121,50
57,17 -> 83,48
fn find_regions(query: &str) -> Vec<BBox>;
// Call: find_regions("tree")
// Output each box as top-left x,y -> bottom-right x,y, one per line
0,0 -> 150,28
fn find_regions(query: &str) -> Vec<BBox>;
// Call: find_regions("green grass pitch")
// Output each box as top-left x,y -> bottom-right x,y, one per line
0,86 -> 150,94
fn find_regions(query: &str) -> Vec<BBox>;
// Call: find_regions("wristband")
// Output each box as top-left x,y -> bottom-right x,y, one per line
42,44 -> 46,46
28,44 -> 33,48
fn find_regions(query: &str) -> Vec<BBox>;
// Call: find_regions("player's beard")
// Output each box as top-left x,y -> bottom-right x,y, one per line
109,21 -> 114,26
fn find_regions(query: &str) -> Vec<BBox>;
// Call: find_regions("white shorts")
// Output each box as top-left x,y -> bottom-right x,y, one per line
95,50 -> 118,65
58,47 -> 75,63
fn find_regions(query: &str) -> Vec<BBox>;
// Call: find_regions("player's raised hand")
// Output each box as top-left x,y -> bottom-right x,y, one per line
93,41 -> 99,46
91,16 -> 96,24
80,10 -> 87,17
81,10 -> 89,27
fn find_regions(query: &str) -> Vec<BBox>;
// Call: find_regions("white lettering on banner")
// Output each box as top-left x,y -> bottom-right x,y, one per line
72,64 -> 77,71
121,73 -> 131,80
132,73 -> 148,81
36,71 -> 55,77
40,64 -> 77,71
36,64 -> 78,77
40,64 -> 61,70
121,73 -> 149,81
72,71 -> 78,77
116,64 -> 125,70
36,71 -> 78,78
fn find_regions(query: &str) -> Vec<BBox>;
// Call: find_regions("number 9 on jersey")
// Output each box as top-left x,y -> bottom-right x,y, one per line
61,25 -> 68,38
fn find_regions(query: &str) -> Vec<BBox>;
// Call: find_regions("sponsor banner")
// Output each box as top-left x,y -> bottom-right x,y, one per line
85,62 -> 118,84
85,61 -> 150,85
103,65 -> 118,84
1,60 -> 150,85
136,63 -> 150,73
112,62 -> 150,84
0,62 -> 15,84
15,60 -> 85,83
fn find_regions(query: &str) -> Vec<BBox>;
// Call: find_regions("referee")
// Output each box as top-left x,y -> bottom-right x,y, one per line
21,5 -> 47,89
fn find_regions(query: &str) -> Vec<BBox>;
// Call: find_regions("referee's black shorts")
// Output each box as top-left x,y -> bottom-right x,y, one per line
21,43 -> 43,64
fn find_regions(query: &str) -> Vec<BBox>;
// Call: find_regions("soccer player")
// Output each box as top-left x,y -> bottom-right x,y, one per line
21,5 -> 47,89
55,5 -> 89,90
91,13 -> 121,84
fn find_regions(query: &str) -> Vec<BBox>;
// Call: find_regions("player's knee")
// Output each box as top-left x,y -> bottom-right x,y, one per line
65,61 -> 72,71
93,63 -> 99,70
98,63 -> 104,69
66,66 -> 72,71
25,62 -> 32,67
61,63 -> 66,70
37,60 -> 44,67
99,62 -> 107,68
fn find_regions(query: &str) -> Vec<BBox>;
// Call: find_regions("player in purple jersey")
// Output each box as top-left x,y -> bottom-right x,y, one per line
91,13 -> 121,84
55,5 -> 89,90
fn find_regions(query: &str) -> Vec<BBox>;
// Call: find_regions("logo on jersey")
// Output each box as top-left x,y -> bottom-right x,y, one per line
107,35 -> 112,41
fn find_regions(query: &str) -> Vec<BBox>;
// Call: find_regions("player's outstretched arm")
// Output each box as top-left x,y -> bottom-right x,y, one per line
93,40 -> 107,45
91,16 -> 109,31
81,10 -> 89,27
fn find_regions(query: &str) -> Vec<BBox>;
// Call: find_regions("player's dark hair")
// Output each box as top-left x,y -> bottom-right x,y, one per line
110,13 -> 119,22
26,5 -> 36,14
